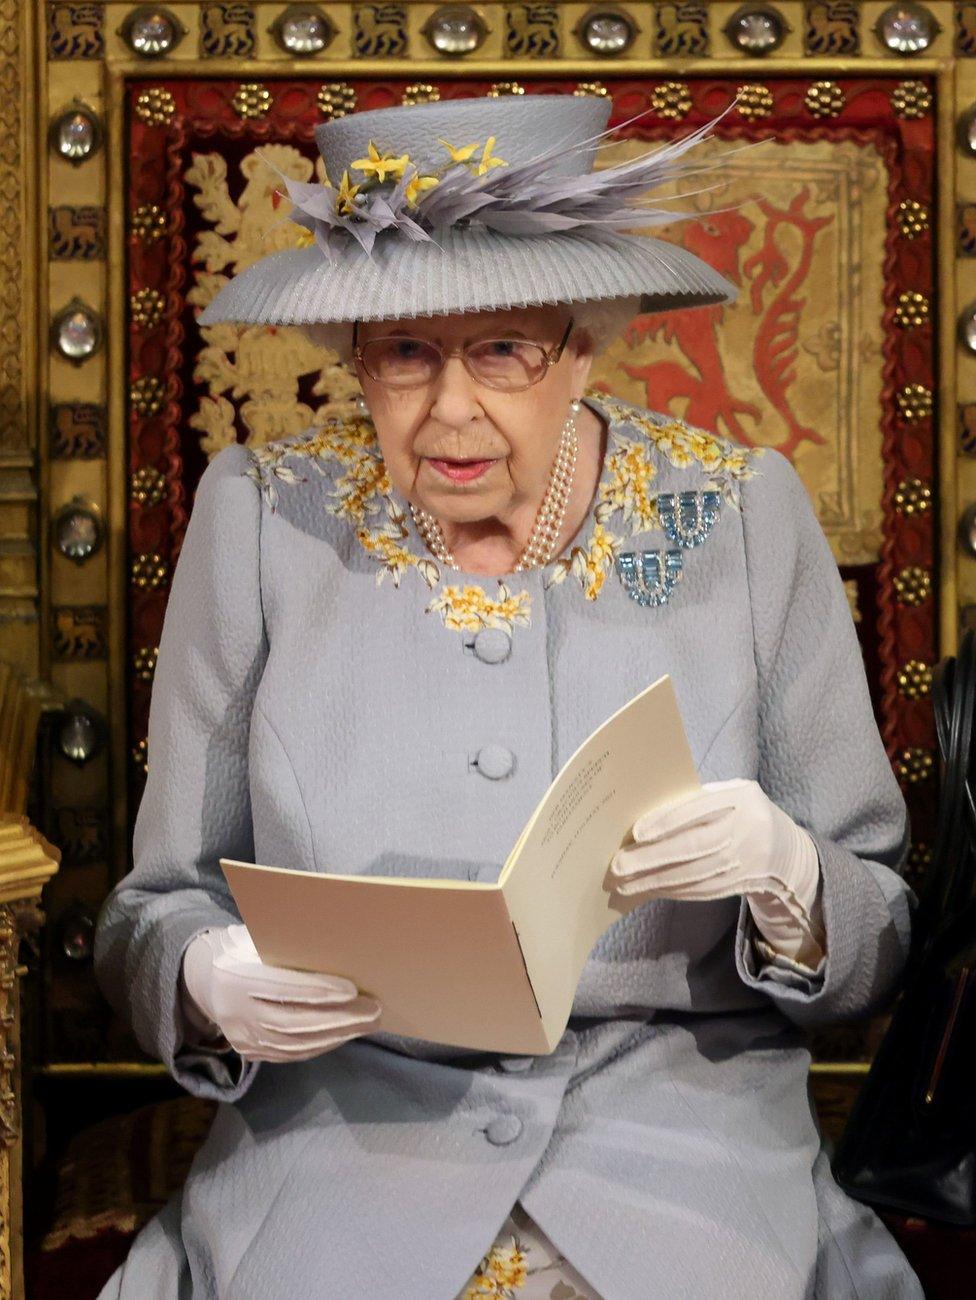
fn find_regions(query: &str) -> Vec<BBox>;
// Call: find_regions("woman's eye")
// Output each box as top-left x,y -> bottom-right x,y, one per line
484,340 -> 517,358
393,340 -> 422,359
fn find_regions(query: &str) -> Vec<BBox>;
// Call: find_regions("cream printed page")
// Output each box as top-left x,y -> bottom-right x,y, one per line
222,674 -> 700,1054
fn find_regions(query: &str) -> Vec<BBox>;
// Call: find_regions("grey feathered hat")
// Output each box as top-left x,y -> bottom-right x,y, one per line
197,93 -> 737,327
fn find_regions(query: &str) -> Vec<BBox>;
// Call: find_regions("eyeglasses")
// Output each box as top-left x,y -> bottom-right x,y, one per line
352,317 -> 574,392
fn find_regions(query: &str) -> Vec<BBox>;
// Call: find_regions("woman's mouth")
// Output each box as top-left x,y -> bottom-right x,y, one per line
427,457 -> 497,483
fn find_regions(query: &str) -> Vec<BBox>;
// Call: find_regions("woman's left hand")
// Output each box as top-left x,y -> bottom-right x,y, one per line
608,777 -> 826,968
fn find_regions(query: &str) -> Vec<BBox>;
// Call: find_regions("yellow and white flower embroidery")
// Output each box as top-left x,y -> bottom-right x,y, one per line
243,440 -> 307,511
544,520 -> 620,601
243,395 -> 764,629
463,1235 -> 529,1297
592,394 -> 761,506
426,582 -> 532,634
596,437 -> 659,532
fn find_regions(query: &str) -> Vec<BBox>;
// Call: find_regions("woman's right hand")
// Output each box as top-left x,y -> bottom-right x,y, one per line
179,923 -> 382,1063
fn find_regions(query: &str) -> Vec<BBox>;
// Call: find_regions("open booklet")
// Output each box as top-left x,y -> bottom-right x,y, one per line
221,674 -> 700,1055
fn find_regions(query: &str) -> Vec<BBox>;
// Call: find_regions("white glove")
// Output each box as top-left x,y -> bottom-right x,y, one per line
179,923 -> 382,1063
608,778 -> 826,969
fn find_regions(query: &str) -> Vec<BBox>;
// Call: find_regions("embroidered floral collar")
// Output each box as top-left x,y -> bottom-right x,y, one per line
244,392 -> 763,635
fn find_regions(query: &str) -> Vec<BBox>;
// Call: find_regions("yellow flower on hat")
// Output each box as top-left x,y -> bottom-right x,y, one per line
476,136 -> 507,176
404,171 -> 440,206
439,138 -> 481,164
335,170 -> 362,215
438,137 -> 509,176
351,139 -> 410,183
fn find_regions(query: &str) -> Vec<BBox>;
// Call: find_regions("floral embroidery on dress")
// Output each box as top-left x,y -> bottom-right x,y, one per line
242,394 -> 765,630
427,582 -> 532,634
462,1236 -> 529,1297
455,1206 -> 601,1299
591,393 -> 761,507
546,520 -> 620,601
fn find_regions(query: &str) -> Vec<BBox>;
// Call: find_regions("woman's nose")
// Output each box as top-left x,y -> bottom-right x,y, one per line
427,355 -> 484,428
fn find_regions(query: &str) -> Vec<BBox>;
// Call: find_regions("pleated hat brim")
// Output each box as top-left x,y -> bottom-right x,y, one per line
196,226 -> 736,326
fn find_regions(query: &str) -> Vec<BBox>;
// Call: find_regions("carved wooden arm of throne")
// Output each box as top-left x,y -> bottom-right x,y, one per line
0,662 -> 61,1299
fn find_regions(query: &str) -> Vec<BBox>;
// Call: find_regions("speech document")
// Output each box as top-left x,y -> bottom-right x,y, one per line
221,674 -> 699,1054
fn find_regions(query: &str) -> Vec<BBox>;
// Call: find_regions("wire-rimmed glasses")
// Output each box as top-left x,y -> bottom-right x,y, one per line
352,317 -> 574,392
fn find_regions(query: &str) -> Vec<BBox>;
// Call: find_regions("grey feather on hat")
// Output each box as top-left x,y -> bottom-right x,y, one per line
197,93 -> 739,327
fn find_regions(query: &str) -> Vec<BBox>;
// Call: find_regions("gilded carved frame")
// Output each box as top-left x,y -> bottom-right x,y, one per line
8,2 -> 976,1076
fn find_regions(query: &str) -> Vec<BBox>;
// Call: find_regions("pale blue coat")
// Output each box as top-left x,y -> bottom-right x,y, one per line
94,393 -> 924,1299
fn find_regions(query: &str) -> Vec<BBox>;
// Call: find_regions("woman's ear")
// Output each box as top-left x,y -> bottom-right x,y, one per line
570,335 -> 596,398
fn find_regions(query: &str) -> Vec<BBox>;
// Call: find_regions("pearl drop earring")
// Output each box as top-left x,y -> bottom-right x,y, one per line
355,394 -> 369,416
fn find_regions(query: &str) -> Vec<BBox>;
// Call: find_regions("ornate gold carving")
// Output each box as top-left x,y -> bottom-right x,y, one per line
804,1 -> 860,55
897,659 -> 933,699
134,88 -> 176,127
574,82 -> 609,98
48,205 -> 105,260
893,476 -> 932,514
956,1 -> 976,56
129,288 -> 165,330
736,84 -> 774,120
893,565 -> 932,605
893,291 -> 930,329
54,807 -> 107,864
402,83 -> 440,106
905,840 -> 932,889
895,748 -> 935,784
50,402 -> 106,460
232,83 -> 272,120
653,3 -> 709,56
805,80 -> 845,118
131,554 -> 168,590
46,2 -> 104,59
130,203 -> 169,243
0,0 -> 26,461
132,736 -> 149,777
957,202 -> 976,255
200,2 -> 256,58
896,382 -> 933,421
132,646 -> 159,683
130,376 -> 165,416
488,81 -> 525,96
892,79 -> 933,119
899,198 -> 930,239
353,4 -> 408,57
959,401 -> 976,454
505,3 -> 559,57
52,606 -> 107,661
130,467 -> 167,508
0,824 -> 60,1182
650,82 -> 692,120
318,82 -> 357,119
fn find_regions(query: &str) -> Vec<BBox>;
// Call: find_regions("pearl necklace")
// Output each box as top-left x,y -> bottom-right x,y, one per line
409,399 -> 581,573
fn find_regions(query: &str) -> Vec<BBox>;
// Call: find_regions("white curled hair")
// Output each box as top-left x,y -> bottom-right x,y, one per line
297,294 -> 641,365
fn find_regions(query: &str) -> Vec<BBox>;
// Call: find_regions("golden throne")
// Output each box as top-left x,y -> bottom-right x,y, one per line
3,2 -> 975,1296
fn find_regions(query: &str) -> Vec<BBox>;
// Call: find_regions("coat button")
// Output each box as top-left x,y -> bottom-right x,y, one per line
473,744 -> 515,780
472,628 -> 512,664
498,1056 -> 533,1073
485,1114 -> 523,1145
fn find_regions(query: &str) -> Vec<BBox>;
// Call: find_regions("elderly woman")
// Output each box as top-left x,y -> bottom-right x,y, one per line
94,95 -> 923,1298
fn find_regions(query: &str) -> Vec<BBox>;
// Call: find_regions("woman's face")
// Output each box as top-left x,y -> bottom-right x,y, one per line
354,306 -> 596,526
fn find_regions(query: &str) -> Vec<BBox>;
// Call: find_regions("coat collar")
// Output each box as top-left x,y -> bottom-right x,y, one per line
243,392 -> 764,633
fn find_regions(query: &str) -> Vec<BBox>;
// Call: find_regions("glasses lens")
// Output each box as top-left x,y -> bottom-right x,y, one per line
467,339 -> 549,390
361,337 -> 441,387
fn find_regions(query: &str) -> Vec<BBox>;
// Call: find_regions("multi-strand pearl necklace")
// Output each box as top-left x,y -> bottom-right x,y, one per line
408,399 -> 581,573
